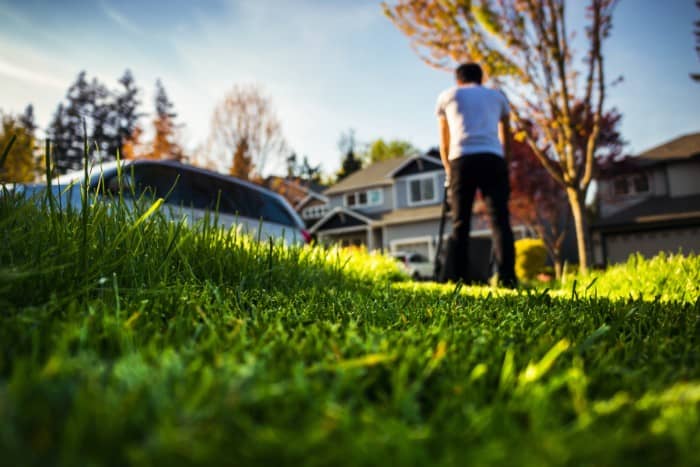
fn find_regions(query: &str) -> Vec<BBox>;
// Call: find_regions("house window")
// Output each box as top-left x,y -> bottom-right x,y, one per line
613,177 -> 629,196
632,174 -> 649,193
409,176 -> 436,205
346,193 -> 356,207
612,173 -> 649,198
345,189 -> 383,208
302,205 -> 329,220
369,189 -> 382,205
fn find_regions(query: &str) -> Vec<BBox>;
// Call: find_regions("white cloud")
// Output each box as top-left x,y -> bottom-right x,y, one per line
0,57 -> 66,90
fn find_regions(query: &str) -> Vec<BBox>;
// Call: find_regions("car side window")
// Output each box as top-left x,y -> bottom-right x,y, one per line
188,173 -> 252,218
411,253 -> 428,263
216,177 -> 295,226
129,164 -> 190,205
257,191 -> 296,226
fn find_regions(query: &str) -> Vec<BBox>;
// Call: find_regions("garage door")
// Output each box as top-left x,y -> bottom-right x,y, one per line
391,240 -> 431,258
605,227 -> 700,263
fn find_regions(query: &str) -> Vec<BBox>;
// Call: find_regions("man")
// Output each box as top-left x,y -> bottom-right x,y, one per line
435,62 -> 517,287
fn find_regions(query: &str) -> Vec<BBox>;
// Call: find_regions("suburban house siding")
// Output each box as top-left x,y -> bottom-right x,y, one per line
667,161 -> 700,197
592,132 -> 700,265
394,179 -> 409,210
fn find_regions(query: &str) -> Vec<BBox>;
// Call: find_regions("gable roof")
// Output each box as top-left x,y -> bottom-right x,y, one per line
309,206 -> 378,233
638,132 -> 700,161
387,155 -> 444,178
324,157 -> 408,196
295,191 -> 330,211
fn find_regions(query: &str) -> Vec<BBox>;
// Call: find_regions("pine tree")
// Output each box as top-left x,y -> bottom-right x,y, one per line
335,129 -> 362,181
47,72 -> 115,173
19,104 -> 37,135
90,77 -> 114,161
112,70 -> 142,158
286,152 -> 299,178
47,71 -> 142,173
48,72 -> 89,173
151,79 -> 184,161
300,155 -> 322,185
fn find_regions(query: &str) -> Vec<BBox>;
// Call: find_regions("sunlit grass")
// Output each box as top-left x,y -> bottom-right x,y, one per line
1,183 -> 699,466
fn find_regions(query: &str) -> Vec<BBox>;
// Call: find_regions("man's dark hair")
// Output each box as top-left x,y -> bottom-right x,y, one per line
455,63 -> 483,84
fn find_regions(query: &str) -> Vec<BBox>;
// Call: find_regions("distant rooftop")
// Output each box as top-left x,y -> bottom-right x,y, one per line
324,157 -> 407,195
638,132 -> 700,161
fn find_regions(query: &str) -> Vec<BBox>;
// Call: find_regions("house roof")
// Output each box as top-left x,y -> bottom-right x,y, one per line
598,132 -> 700,177
593,194 -> 700,230
309,206 -> 379,233
381,205 -> 444,225
295,191 -> 330,211
638,132 -> 700,161
323,157 -> 409,195
386,155 -> 444,178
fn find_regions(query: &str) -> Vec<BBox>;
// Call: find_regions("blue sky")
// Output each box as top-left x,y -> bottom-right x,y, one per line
1,0 -> 699,174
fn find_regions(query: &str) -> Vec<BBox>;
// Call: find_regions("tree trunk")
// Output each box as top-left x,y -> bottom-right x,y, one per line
566,187 -> 590,274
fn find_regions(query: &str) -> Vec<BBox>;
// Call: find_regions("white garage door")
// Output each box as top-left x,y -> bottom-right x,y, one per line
391,240 -> 431,258
606,227 -> 700,263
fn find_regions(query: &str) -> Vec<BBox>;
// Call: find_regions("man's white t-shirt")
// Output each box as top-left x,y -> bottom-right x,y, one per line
435,84 -> 509,160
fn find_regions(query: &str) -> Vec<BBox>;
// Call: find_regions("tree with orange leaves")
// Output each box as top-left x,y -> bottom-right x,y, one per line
383,0 -> 617,274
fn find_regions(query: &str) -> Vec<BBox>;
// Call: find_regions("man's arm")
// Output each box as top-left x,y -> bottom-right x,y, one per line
499,113 -> 512,168
438,115 -> 450,181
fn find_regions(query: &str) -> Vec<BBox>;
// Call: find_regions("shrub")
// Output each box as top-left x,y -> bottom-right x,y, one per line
515,237 -> 548,281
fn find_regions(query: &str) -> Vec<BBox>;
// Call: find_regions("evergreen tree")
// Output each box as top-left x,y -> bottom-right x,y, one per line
90,77 -> 114,161
286,152 -> 299,178
48,71 -> 114,173
48,72 -> 89,173
112,70 -> 142,158
335,129 -> 362,181
151,79 -> 184,161
300,155 -> 322,185
47,70 -> 143,173
19,104 -> 37,135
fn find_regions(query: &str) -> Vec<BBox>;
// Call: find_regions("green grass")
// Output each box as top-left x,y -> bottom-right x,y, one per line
1,188 -> 699,466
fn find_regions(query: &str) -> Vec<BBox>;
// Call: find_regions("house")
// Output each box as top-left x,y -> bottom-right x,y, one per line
591,132 -> 700,265
264,175 -> 328,228
307,151 -> 527,260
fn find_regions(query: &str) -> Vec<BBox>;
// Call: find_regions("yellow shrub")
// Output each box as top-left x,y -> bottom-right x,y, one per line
515,238 -> 548,281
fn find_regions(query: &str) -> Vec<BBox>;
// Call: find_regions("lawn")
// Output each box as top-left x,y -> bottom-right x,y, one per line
1,189 -> 699,466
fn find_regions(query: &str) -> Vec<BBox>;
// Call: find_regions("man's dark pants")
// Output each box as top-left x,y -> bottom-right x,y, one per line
440,152 -> 517,285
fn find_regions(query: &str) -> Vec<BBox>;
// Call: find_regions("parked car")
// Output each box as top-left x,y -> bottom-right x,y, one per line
392,251 -> 435,280
10,160 -> 311,245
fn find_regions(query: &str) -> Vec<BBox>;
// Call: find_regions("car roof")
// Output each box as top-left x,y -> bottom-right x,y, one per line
53,159 -> 280,200
50,159 -> 304,227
